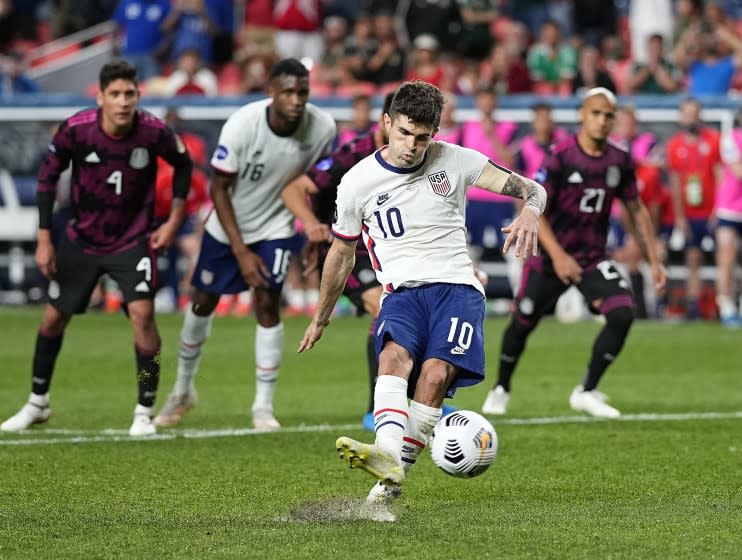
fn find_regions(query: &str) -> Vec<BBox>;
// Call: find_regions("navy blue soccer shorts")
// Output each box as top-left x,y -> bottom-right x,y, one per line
191,231 -> 299,294
375,283 -> 486,398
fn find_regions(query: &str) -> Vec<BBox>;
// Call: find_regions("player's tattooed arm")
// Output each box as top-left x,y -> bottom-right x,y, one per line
501,172 -> 548,214
476,159 -> 547,214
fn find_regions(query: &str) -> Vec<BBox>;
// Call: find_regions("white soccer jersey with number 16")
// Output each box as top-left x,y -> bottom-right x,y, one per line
207,98 -> 336,244
332,141 -> 489,296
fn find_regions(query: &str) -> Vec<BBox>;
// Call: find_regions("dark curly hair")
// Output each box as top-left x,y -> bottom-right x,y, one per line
99,60 -> 138,91
389,81 -> 444,129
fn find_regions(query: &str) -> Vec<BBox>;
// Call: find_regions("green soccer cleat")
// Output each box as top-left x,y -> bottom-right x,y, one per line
335,436 -> 405,486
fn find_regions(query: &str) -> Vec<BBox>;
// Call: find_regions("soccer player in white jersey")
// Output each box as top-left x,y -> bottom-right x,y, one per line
298,81 -> 547,517
155,58 -> 336,430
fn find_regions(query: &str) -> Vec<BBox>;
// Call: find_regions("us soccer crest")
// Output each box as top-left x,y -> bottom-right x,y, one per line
428,171 -> 451,197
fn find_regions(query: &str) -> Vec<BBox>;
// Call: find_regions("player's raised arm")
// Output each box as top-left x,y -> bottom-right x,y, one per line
299,236 -> 357,352
281,173 -> 329,242
474,159 -> 547,258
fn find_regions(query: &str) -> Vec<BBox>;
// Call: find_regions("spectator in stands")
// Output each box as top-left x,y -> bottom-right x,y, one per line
338,94 -> 373,145
715,106 -> 742,327
571,45 -> 616,96
480,44 -> 533,95
572,0 -> 617,49
204,0 -> 234,66
273,0 -> 323,65
611,106 -> 666,318
626,34 -> 681,94
461,87 -> 517,269
526,19 -> 577,95
674,25 -> 742,96
508,0 -> 549,36
162,0 -> 217,65
237,52 -> 275,94
1,51 -> 40,95
113,0 -> 171,81
456,0 -> 499,61
514,103 -> 569,180
341,11 -> 376,83
400,0 -> 462,54
164,47 -> 218,96
672,0 -> 712,47
436,91 -> 462,144
666,98 -> 721,320
364,9 -> 405,87
629,0 -> 672,64
404,33 -> 447,89
314,15 -> 349,90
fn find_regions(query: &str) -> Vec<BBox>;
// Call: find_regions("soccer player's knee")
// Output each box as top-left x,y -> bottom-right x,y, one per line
379,342 -> 413,375
605,306 -> 634,335
509,313 -> 537,339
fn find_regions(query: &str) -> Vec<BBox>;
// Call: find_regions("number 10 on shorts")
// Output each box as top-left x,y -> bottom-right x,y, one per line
447,317 -> 473,350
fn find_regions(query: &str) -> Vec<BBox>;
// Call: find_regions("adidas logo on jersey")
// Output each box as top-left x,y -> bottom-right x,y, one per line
567,171 -> 583,183
450,346 -> 466,355
85,152 -> 100,163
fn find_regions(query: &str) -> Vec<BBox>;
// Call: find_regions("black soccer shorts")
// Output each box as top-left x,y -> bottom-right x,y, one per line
513,256 -> 634,321
48,234 -> 158,314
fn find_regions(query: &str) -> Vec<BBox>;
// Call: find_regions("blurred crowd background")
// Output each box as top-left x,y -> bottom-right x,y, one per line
1,0 -> 742,328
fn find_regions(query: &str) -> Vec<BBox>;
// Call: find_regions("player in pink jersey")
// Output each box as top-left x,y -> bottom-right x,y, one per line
1,60 -> 193,436
716,110 -> 742,327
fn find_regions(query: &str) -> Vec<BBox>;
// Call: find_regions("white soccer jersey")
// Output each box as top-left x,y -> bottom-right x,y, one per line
332,141 -> 489,296
207,98 -> 336,244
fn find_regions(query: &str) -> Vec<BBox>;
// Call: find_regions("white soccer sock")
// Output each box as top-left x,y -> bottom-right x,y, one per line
373,375 -> 409,459
401,400 -> 442,472
252,323 -> 284,412
305,288 -> 320,308
175,307 -> 213,397
286,287 -> 305,309
717,295 -> 737,317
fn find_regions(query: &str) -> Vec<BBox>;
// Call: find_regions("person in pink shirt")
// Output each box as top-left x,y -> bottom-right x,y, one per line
338,94 -> 373,145
716,111 -> 742,327
514,103 -> 570,180
436,92 -> 463,145
461,87 -> 517,262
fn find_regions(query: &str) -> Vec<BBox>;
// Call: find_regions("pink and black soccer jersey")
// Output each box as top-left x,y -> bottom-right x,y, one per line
37,109 -> 186,255
306,132 -> 377,226
537,135 -> 638,268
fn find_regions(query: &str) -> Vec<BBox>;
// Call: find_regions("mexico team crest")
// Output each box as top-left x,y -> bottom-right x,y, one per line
605,165 -> 621,188
129,147 -> 149,169
428,171 -> 451,197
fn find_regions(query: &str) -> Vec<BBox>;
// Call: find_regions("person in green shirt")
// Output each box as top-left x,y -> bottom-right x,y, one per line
627,34 -> 681,94
526,19 -> 577,93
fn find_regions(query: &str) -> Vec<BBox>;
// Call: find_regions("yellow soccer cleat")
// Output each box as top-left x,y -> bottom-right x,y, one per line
335,436 -> 405,486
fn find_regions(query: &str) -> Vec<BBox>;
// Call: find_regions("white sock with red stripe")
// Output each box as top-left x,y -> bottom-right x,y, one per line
401,400 -> 442,472
373,375 -> 409,459
252,323 -> 284,413
175,307 -> 214,397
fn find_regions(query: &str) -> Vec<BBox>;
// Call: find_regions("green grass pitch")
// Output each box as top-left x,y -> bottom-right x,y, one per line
0,309 -> 740,559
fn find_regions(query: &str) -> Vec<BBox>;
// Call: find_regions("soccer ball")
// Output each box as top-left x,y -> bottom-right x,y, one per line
430,410 -> 498,478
